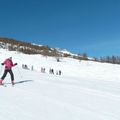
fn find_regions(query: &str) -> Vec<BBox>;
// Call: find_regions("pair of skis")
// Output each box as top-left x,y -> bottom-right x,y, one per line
0,83 -> 14,87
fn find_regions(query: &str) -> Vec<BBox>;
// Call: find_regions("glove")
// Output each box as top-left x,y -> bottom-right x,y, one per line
1,63 -> 4,65
14,63 -> 18,65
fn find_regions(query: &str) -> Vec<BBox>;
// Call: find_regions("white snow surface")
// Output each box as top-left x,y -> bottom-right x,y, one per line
0,49 -> 120,120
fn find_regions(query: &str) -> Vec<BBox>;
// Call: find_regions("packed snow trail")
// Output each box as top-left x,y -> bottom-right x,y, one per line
0,67 -> 120,120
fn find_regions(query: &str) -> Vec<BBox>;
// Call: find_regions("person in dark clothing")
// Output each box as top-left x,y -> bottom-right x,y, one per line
0,57 -> 17,85
59,70 -> 61,75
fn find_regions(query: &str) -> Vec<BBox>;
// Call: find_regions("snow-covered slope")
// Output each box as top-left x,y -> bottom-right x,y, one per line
0,48 -> 120,120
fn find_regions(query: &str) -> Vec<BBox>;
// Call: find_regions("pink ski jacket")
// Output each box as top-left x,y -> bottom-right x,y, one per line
2,59 -> 16,70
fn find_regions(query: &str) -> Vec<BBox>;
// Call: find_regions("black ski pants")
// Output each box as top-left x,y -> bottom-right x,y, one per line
1,69 -> 14,81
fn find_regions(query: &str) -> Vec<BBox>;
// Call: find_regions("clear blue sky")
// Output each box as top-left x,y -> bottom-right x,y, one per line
0,0 -> 120,57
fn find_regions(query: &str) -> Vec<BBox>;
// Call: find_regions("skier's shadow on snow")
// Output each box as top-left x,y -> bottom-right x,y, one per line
14,80 -> 33,85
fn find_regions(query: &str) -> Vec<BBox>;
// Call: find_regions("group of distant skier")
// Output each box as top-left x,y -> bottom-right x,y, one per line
49,68 -> 61,75
0,57 -> 62,86
22,64 -> 62,75
41,67 -> 62,75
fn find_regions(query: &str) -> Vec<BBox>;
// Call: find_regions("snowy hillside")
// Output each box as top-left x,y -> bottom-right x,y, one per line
0,48 -> 120,120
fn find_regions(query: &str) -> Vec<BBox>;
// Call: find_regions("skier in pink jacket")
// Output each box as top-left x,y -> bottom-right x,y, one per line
0,57 -> 17,85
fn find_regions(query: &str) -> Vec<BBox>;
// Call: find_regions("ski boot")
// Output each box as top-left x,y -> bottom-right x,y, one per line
11,80 -> 14,86
0,80 -> 3,85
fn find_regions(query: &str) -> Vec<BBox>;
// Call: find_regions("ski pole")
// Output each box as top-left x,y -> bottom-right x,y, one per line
0,65 -> 3,75
16,66 -> 23,79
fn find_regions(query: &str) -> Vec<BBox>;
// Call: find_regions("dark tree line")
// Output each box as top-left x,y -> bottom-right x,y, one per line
99,56 -> 120,64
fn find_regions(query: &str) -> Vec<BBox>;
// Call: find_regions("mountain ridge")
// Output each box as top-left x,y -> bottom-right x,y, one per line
0,37 -> 89,61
